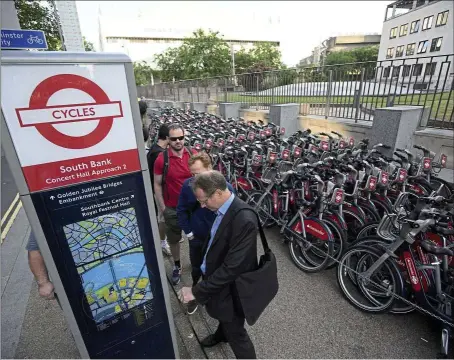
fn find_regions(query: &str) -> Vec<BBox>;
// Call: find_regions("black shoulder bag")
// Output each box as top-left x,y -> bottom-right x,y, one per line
234,209 -> 279,326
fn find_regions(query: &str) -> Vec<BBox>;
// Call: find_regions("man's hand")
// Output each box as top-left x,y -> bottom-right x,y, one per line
38,281 -> 55,300
178,287 -> 195,304
160,205 -> 166,214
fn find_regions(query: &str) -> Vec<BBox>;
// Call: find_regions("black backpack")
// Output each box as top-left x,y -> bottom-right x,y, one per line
147,144 -> 165,191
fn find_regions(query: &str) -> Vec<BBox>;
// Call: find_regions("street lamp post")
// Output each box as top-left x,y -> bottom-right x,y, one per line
231,43 -> 238,87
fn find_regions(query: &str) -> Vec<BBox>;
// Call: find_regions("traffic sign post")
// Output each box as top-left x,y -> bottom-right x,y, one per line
1,51 -> 178,359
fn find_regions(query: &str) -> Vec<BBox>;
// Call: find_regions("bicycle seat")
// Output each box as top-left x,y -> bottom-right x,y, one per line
420,240 -> 454,257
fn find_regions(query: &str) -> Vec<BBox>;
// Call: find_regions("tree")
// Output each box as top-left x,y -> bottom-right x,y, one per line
234,42 -> 283,74
234,43 -> 284,91
155,29 -> 231,81
324,46 -> 379,80
14,0 -> 62,51
83,37 -> 95,52
133,61 -> 160,86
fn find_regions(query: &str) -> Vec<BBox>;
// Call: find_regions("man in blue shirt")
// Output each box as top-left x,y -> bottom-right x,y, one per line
177,152 -> 233,314
178,170 -> 258,359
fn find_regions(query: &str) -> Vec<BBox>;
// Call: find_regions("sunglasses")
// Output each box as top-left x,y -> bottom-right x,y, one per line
169,136 -> 185,141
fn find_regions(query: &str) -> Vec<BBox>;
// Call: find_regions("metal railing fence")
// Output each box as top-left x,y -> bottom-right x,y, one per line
137,54 -> 453,129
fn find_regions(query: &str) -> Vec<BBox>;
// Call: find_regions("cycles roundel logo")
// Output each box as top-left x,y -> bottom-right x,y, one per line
16,74 -> 123,149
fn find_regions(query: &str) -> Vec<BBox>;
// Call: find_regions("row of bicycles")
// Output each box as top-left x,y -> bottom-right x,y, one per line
147,107 -> 453,358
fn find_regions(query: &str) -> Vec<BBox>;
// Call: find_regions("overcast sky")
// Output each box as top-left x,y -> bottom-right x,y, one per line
76,1 -> 393,66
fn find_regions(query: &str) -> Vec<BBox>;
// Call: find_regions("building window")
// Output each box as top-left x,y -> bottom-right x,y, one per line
412,63 -> 423,76
402,65 -> 411,77
406,43 -> 416,56
410,20 -> 420,33
383,66 -> 391,78
430,37 -> 443,52
424,62 -> 437,76
436,10 -> 449,26
392,66 -> 401,77
386,47 -> 394,59
396,45 -> 404,58
400,24 -> 408,37
422,15 -> 433,30
417,40 -> 429,53
389,27 -> 398,39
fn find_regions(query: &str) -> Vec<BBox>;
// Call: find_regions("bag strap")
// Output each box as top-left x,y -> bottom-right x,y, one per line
232,208 -> 270,254
162,149 -> 169,200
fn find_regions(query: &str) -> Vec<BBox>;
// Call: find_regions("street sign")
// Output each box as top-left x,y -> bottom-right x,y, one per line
1,51 -> 178,359
1,29 -> 48,50
2,64 -> 141,192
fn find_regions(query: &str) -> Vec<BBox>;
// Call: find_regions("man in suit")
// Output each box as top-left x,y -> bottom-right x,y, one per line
179,170 -> 258,359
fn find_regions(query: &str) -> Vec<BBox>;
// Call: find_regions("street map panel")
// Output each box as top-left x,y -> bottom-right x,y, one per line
63,208 -> 153,324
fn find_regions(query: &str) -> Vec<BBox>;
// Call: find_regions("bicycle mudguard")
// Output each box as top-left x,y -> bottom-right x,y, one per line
232,177 -> 254,191
325,212 -> 348,231
292,216 -> 334,242
344,201 -> 368,222
372,194 -> 393,210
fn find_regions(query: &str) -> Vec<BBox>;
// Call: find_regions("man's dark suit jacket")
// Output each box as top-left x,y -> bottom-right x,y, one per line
192,196 -> 259,322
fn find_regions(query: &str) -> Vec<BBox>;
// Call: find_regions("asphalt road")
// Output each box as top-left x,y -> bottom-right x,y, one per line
2,200 -> 444,359
170,228 -> 442,359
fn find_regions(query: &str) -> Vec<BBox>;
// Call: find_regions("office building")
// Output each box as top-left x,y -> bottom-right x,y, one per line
98,11 -> 280,66
299,34 -> 381,67
378,0 -> 453,89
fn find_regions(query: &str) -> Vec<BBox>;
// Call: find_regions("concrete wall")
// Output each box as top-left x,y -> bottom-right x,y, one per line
239,109 -> 269,124
414,127 -> 454,168
299,115 -> 372,140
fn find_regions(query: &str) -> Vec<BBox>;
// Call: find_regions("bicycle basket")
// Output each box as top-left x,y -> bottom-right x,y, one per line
376,214 -> 399,241
392,192 -> 420,214
277,161 -> 294,175
261,167 -> 278,184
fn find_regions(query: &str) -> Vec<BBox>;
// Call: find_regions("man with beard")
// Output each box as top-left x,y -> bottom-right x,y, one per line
154,124 -> 194,285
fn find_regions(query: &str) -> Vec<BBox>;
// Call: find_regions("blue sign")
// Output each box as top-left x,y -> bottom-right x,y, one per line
31,172 -> 175,358
1,29 -> 48,50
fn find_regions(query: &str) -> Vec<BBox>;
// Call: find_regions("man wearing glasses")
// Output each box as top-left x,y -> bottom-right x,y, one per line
154,124 -> 194,285
176,152 -> 234,315
178,170 -> 258,359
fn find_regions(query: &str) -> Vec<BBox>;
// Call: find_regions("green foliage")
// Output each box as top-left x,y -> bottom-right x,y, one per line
324,46 -> 379,80
325,46 -> 379,65
155,29 -> 231,81
298,65 -> 328,83
154,29 -> 283,82
133,61 -> 160,86
83,37 -> 95,51
14,0 -> 61,50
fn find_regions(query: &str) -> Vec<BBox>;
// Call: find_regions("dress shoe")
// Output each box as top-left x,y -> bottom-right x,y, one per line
200,334 -> 227,347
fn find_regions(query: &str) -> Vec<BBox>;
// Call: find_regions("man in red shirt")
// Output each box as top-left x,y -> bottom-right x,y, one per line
154,123 -> 194,285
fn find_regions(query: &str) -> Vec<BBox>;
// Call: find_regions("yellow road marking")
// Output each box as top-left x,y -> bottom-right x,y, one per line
1,193 -> 19,227
1,201 -> 23,243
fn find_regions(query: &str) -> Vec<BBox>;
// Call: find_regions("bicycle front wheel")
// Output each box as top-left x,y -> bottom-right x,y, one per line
337,245 -> 401,313
287,216 -> 333,273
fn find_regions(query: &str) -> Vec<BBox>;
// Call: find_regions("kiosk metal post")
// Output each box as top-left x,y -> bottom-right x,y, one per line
1,51 -> 179,359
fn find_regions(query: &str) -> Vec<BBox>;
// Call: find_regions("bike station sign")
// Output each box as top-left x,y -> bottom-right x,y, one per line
1,51 -> 177,359
2,66 -> 141,192
1,29 -> 47,50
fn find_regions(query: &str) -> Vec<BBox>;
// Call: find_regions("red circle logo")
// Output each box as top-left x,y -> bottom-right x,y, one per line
28,74 -> 114,149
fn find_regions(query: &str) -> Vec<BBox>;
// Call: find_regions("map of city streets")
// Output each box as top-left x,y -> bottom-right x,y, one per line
63,208 -> 153,324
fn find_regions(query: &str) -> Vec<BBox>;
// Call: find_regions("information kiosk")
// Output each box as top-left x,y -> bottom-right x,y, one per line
1,51 -> 178,359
